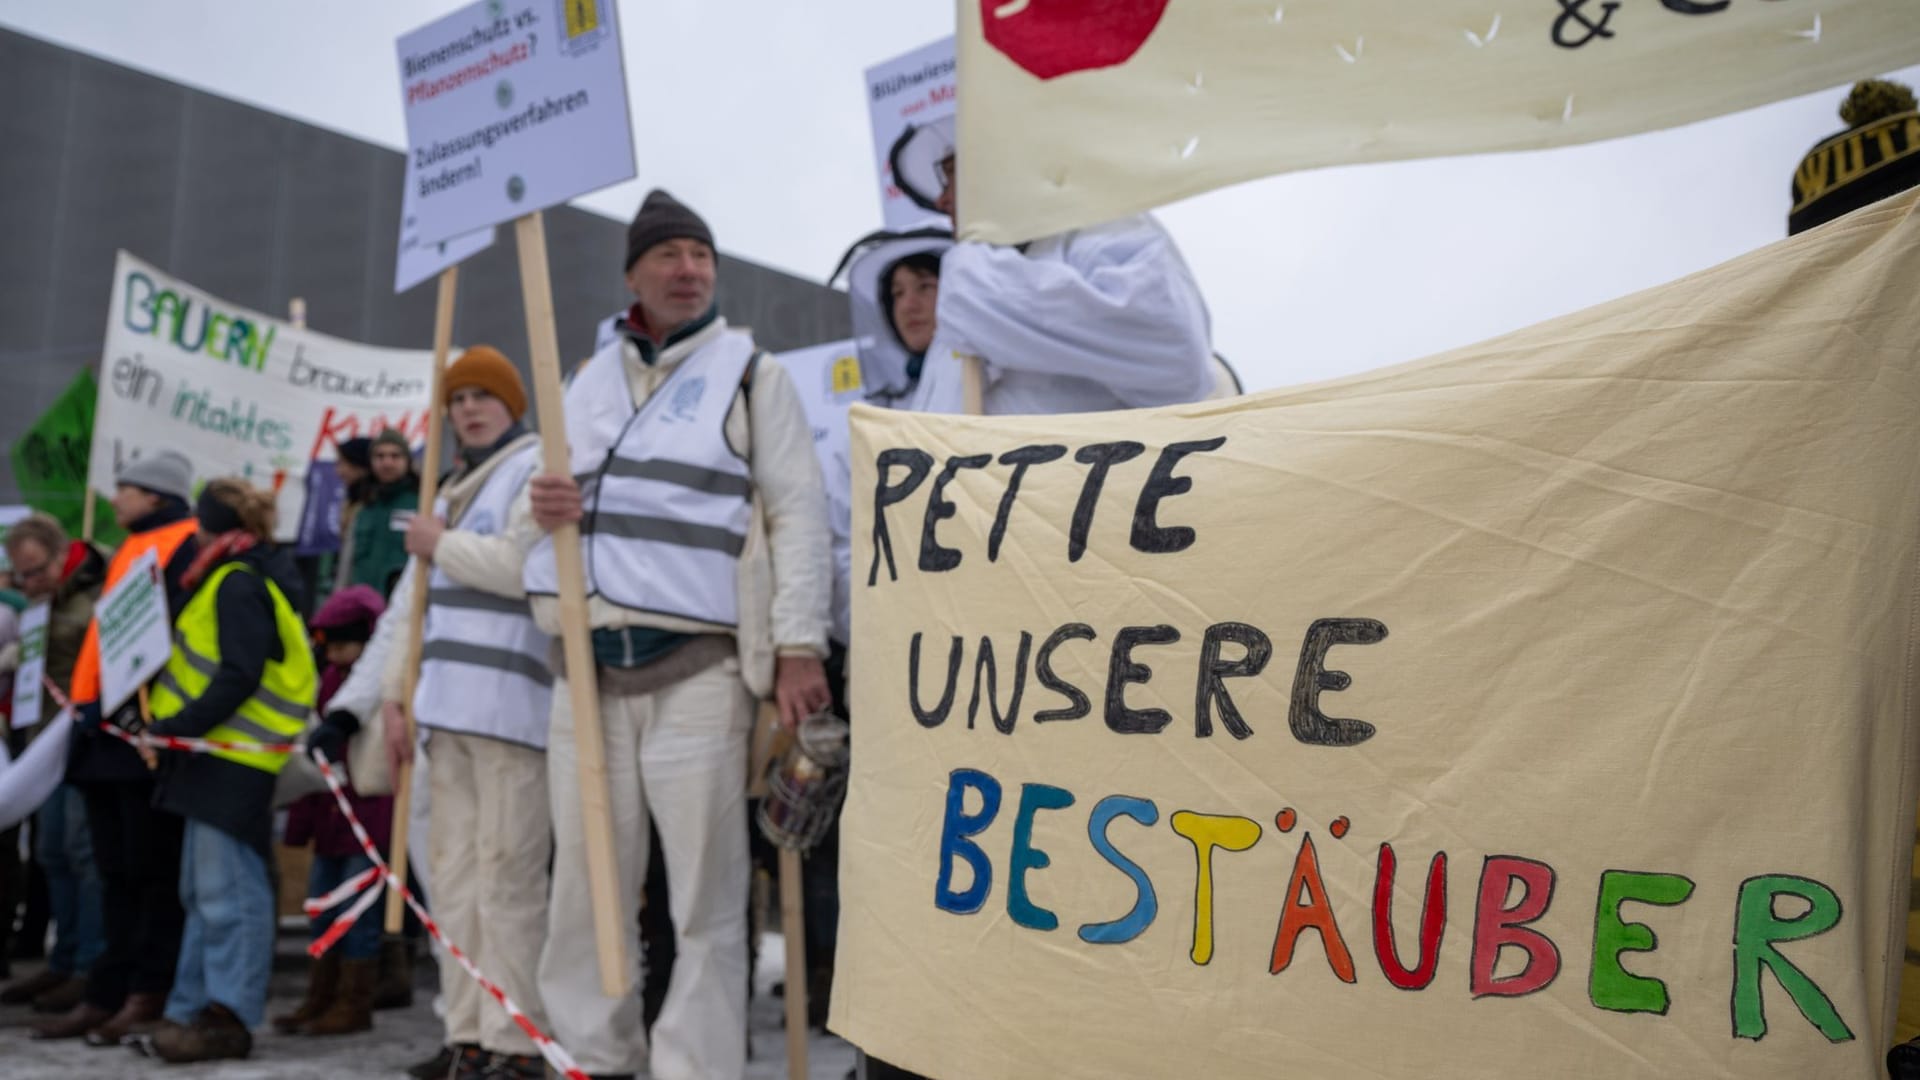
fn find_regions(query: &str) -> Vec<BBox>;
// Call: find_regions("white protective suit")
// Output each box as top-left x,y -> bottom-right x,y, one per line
905,213 -> 1215,415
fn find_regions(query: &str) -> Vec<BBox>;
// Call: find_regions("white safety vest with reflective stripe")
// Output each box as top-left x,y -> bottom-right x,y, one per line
415,441 -> 554,749
524,330 -> 756,626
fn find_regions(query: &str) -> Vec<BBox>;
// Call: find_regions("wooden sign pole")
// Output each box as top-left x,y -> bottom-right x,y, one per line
384,266 -> 457,933
515,211 -> 630,997
961,355 -> 986,417
780,847 -> 810,1080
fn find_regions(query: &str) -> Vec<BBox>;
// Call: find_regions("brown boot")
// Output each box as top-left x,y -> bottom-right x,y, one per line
372,934 -> 414,1010
30,973 -> 86,1013
84,992 -> 166,1047
271,954 -> 340,1034
29,1000 -> 112,1040
301,957 -> 375,1036
150,1003 -> 252,1063
0,968 -> 67,1005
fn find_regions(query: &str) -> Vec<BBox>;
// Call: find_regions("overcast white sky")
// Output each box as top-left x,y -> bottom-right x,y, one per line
3,2 -> 1912,392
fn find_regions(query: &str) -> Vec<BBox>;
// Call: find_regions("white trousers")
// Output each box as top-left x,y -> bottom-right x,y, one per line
429,729 -> 552,1054
537,661 -> 753,1079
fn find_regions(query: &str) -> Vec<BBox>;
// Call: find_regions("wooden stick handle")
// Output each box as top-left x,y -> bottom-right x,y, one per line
135,685 -> 157,771
515,212 -> 630,997
961,354 -> 985,417
384,265 -> 458,933
779,847 -> 809,1080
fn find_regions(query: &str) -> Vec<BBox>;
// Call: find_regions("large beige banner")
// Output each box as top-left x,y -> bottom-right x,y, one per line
957,0 -> 1920,243
834,191 -> 1920,1077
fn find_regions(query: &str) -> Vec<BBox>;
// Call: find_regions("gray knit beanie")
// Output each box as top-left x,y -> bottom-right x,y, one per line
116,450 -> 194,503
624,189 -> 714,270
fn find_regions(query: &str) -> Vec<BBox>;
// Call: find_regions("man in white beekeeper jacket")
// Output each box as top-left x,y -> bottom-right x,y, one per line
378,346 -> 555,1080
889,123 -> 1218,415
838,130 -> 1223,1080
518,189 -> 833,1080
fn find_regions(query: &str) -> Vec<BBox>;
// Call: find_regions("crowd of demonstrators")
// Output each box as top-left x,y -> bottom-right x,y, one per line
0,151 -> 1321,1080
2,68 -> 1917,1080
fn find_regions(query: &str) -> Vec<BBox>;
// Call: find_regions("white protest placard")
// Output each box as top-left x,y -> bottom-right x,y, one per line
10,605 -> 48,731
97,549 -> 174,716
90,251 -> 435,545
866,37 -> 956,230
394,173 -> 495,294
397,0 -> 636,245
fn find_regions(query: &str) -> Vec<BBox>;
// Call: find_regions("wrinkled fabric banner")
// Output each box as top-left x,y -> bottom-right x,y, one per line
833,191 -> 1920,1078
957,0 -> 1920,243
90,251 -> 435,543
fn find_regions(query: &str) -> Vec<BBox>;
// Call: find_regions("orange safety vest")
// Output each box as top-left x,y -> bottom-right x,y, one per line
67,517 -> 199,706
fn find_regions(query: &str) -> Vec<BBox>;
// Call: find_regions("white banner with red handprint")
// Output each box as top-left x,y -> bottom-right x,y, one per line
956,0 -> 1920,243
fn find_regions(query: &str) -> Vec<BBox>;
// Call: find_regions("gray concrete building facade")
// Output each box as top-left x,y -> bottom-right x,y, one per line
0,27 -> 850,504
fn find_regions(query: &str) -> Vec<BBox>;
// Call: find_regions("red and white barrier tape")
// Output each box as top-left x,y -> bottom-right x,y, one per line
306,868 -> 387,959
302,864 -> 383,918
113,726 -> 299,757
61,678 -> 590,1079
306,751 -> 590,1080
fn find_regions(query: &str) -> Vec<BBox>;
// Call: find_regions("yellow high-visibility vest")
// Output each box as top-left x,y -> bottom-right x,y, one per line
147,560 -> 315,774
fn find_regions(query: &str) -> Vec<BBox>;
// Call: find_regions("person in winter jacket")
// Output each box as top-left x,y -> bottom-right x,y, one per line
142,479 -> 317,1064
345,430 -> 419,598
377,346 -> 556,1080
33,451 -> 200,1046
273,584 -> 390,1039
0,513 -> 107,1017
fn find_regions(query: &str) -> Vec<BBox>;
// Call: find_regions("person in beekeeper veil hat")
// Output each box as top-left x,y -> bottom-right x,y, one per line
885,117 -> 1236,414
755,227 -> 957,1040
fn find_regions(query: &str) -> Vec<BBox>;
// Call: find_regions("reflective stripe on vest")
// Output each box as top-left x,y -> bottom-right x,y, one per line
146,561 -> 316,775
524,331 -> 755,626
415,442 -> 555,749
68,518 -> 199,706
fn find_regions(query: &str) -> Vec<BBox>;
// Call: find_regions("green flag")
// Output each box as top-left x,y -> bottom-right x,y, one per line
10,370 -> 124,546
